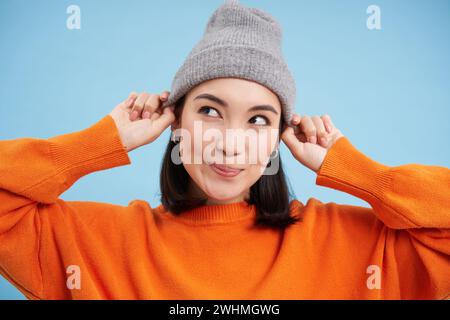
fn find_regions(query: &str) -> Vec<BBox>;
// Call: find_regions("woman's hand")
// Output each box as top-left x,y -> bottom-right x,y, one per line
281,114 -> 345,173
109,91 -> 176,152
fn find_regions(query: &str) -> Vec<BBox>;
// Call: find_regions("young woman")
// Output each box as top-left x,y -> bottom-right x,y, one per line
0,0 -> 449,300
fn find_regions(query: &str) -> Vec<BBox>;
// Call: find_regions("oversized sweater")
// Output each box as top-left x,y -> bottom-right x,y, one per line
0,115 -> 449,300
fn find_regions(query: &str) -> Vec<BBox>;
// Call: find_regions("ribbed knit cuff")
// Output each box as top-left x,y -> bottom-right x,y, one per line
48,115 -> 131,182
315,136 -> 393,204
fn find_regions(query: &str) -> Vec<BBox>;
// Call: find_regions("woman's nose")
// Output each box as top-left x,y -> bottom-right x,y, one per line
220,147 -> 240,157
215,135 -> 245,158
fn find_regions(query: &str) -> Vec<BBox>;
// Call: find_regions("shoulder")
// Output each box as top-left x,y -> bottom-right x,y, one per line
286,198 -> 385,252
289,197 -> 380,229
42,198 -> 161,229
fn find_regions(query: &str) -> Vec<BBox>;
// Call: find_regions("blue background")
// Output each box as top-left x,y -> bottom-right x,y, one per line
0,0 -> 449,299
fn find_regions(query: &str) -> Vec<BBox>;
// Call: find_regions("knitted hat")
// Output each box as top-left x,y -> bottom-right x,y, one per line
161,0 -> 296,124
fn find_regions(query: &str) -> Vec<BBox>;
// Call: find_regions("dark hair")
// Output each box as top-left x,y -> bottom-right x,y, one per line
159,95 -> 300,229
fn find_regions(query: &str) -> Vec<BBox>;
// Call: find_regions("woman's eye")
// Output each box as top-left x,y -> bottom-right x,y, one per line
198,106 -> 221,118
249,115 -> 270,126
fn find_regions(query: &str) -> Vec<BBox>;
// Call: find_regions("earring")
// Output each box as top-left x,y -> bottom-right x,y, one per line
270,147 -> 279,159
264,147 -> 279,170
170,139 -> 183,165
171,132 -> 182,143
171,133 -> 183,161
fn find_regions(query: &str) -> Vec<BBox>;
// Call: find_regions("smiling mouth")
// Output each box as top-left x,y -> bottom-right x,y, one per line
210,163 -> 243,178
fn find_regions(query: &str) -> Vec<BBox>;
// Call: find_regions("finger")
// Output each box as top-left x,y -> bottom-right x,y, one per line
150,111 -> 160,121
311,116 -> 328,147
299,116 -> 317,144
292,115 -> 307,143
321,114 -> 335,133
150,105 -> 169,121
160,90 -> 170,101
121,92 -> 138,110
291,113 -> 301,126
130,92 -> 150,121
287,114 -> 301,134
128,91 -> 138,101
289,114 -> 302,137
151,106 -> 176,134
142,94 -> 161,119
281,126 -> 304,161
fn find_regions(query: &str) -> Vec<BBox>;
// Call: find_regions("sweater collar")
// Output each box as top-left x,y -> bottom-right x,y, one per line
161,200 -> 257,225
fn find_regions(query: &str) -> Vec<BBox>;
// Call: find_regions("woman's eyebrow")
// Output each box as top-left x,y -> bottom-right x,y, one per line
248,105 -> 279,115
194,93 -> 279,115
194,93 -> 227,107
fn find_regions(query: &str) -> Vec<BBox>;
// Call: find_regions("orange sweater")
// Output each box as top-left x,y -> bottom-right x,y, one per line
0,115 -> 449,300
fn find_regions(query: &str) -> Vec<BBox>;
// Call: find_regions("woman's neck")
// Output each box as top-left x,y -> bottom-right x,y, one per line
187,179 -> 249,205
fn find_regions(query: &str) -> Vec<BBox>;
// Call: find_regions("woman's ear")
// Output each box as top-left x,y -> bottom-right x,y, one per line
173,103 -> 183,126
170,120 -> 182,143
171,122 -> 180,133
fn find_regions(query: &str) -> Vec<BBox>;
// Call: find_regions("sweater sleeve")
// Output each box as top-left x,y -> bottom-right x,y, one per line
0,115 -> 131,299
315,136 -> 450,299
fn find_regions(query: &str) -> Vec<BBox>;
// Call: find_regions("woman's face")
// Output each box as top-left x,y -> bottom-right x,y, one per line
172,78 -> 282,205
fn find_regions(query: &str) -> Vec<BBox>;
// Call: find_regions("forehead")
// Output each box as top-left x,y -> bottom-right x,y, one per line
186,78 -> 281,110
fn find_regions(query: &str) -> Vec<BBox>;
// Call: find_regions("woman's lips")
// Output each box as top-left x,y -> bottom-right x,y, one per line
210,163 -> 243,178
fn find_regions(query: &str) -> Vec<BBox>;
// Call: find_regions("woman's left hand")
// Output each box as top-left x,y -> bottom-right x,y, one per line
281,114 -> 345,173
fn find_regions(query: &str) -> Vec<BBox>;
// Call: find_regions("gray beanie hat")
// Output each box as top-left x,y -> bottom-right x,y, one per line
161,0 -> 296,124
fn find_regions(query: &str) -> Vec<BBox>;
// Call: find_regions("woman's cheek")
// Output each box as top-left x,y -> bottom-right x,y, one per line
245,165 -> 266,186
200,123 -> 218,164
178,126 -> 204,166
251,133 -> 276,167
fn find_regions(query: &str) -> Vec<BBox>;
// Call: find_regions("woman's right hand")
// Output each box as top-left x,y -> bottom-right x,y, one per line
109,91 -> 176,152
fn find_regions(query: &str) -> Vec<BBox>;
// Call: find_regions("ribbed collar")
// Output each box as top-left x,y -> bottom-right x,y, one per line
159,200 -> 257,225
